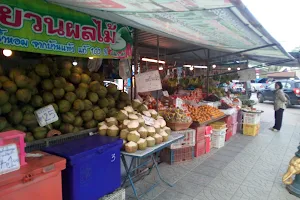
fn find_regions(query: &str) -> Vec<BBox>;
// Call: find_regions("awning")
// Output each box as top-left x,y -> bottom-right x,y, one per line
47,0 -> 294,63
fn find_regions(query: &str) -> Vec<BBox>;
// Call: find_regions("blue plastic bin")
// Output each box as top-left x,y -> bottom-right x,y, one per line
43,135 -> 122,200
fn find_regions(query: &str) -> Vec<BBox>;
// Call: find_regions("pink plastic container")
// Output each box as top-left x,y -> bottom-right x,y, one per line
0,130 -> 26,166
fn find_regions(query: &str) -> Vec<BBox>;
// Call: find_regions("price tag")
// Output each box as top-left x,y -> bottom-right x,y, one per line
35,105 -> 59,127
142,115 -> 155,126
0,144 -> 20,175
176,98 -> 184,109
162,91 -> 169,97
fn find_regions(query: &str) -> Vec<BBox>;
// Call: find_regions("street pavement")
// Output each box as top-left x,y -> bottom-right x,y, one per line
126,94 -> 300,200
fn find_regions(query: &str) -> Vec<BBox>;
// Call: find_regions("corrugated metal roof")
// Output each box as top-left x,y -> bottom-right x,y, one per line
47,0 -> 294,63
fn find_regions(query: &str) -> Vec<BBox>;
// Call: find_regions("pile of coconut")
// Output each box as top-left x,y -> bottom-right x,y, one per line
98,99 -> 171,153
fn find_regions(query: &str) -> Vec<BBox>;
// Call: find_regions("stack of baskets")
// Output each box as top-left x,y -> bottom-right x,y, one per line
242,112 -> 261,136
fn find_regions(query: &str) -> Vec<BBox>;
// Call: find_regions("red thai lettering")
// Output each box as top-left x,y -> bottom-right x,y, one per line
103,22 -> 117,44
92,18 -> 104,42
65,21 -> 80,39
0,5 -> 23,28
43,16 -> 65,36
81,26 -> 96,41
24,12 -> 43,33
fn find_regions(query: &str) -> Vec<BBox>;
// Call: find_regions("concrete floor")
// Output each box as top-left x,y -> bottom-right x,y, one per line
126,95 -> 300,200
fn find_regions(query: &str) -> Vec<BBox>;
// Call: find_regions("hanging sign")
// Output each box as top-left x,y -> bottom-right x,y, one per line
0,144 -> 20,175
0,0 -> 133,59
135,70 -> 162,93
35,105 -> 59,127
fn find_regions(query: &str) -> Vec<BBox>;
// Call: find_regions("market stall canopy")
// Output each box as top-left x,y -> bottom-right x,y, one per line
48,0 -> 294,64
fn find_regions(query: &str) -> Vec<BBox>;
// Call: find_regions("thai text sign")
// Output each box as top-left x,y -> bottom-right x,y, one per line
0,0 -> 133,58
135,70 -> 162,93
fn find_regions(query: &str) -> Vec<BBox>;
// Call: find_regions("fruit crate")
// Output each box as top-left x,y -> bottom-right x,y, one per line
160,146 -> 194,164
195,140 -> 205,157
0,130 -> 26,166
170,129 -> 195,149
231,112 -> 238,125
99,188 -> 125,200
190,124 -> 206,142
223,115 -> 233,126
243,112 -> 261,124
243,124 -> 260,136
205,134 -> 211,153
225,126 -> 233,141
232,122 -> 238,135
25,128 -> 97,152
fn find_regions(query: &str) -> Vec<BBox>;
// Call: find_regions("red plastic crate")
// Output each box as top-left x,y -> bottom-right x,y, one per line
225,125 -> 233,141
205,135 -> 211,153
195,140 -> 206,157
0,130 -> 26,166
232,122 -> 238,135
160,146 -> 194,164
205,126 -> 212,135
190,124 -> 205,142
231,112 -> 238,124
223,115 -> 233,126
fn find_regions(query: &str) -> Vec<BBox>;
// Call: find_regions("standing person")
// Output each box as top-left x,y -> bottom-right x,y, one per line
270,82 -> 287,132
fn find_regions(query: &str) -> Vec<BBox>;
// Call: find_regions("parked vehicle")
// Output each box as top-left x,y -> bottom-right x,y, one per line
257,80 -> 300,107
251,78 -> 273,92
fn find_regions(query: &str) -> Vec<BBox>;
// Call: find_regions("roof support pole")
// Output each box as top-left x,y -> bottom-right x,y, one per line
209,44 -> 277,61
133,29 -> 138,99
206,49 -> 210,94
156,35 -> 160,110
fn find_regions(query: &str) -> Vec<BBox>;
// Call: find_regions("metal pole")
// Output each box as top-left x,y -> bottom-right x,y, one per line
206,49 -> 210,94
133,29 -> 138,99
156,35 -> 160,111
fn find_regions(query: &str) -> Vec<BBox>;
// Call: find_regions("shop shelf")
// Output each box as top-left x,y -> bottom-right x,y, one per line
25,128 -> 97,153
0,130 -> 26,166
0,151 -> 66,200
195,140 -> 206,157
243,112 -> 261,124
43,135 -> 123,200
170,129 -> 195,149
160,146 -> 194,164
100,188 -> 125,200
243,124 -> 260,136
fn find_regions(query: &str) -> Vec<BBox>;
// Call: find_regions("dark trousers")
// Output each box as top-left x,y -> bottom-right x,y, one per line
274,108 -> 284,130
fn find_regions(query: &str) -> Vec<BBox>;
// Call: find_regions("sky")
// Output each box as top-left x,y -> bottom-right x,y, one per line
242,0 -> 300,52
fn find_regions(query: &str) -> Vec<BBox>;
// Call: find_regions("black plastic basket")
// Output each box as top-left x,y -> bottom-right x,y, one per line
25,128 -> 97,153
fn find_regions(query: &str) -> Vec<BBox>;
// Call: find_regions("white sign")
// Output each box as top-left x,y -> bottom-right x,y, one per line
142,115 -> 155,126
176,98 -> 184,109
135,70 -> 162,93
238,68 -> 256,81
0,144 -> 20,175
35,105 -> 59,127
162,91 -> 169,97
